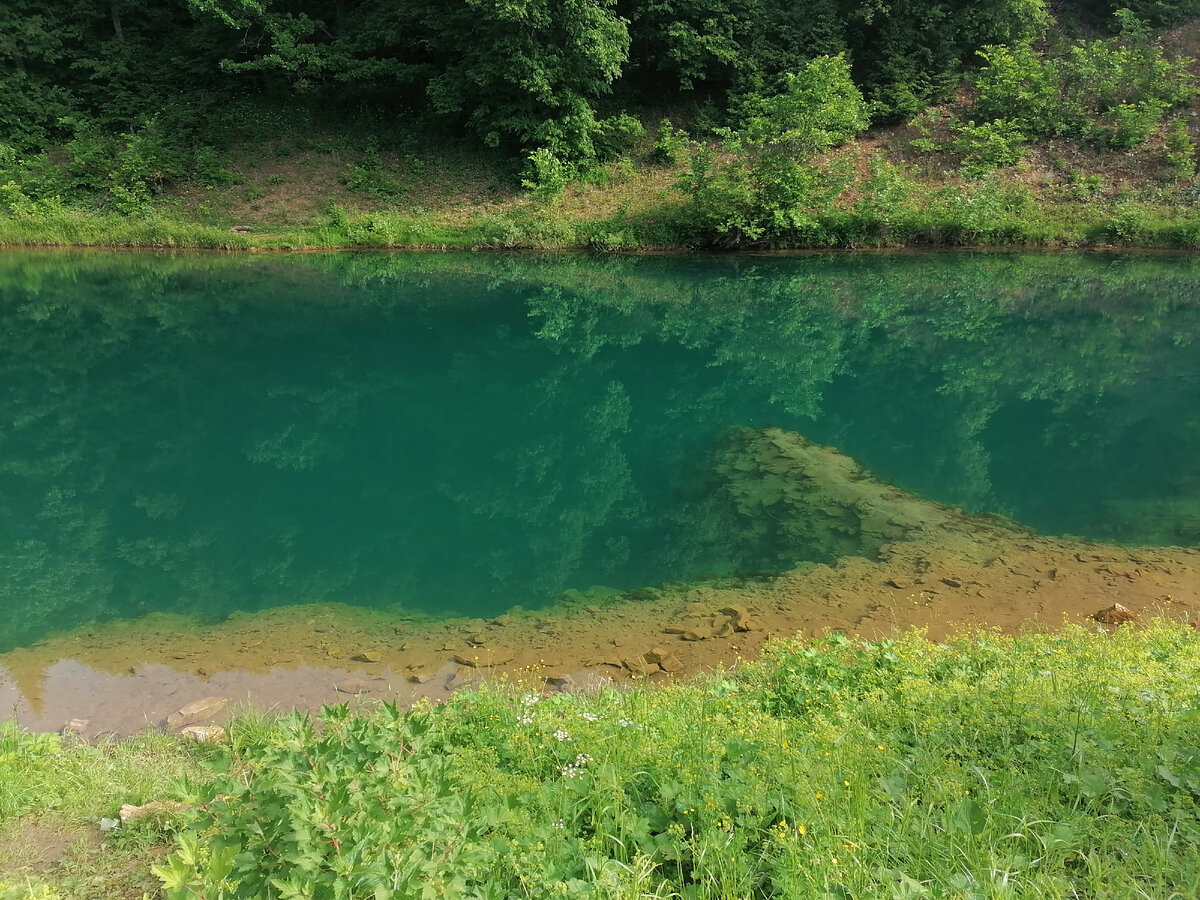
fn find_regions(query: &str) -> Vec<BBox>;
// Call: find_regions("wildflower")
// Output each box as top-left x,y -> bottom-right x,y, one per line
580,712 -> 599,722
521,694 -> 541,707
516,714 -> 534,725
843,780 -> 850,787
798,824 -> 806,835
554,729 -> 571,741
618,717 -> 634,728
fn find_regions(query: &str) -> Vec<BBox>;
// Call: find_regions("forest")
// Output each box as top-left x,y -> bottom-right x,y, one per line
2,1 -> 1200,247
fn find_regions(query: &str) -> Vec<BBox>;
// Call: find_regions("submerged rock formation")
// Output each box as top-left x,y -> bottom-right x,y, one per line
706,426 -> 977,569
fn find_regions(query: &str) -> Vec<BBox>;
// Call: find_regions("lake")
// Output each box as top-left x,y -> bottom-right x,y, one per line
2,250 -> 1199,657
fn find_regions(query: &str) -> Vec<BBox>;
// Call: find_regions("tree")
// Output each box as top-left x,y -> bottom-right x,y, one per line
682,55 -> 869,245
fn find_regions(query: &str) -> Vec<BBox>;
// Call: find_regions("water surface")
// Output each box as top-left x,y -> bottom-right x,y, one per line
2,250 -> 1198,652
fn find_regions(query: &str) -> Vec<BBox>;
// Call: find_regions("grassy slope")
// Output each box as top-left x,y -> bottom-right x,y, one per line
2,123 -> 1197,253
3,622 -> 1199,899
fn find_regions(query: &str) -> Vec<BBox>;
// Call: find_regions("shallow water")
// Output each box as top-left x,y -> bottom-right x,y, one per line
2,250 -> 1199,653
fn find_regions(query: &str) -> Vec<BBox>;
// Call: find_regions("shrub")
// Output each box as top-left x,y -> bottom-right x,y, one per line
972,14 -> 1196,150
1164,119 -> 1197,180
649,119 -> 689,166
521,147 -> 573,201
680,55 -> 868,246
952,118 -> 1029,178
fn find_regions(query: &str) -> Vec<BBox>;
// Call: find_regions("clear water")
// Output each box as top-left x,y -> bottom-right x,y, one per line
2,250 -> 1199,651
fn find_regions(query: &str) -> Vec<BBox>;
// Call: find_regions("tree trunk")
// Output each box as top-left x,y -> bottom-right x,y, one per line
111,1 -> 124,41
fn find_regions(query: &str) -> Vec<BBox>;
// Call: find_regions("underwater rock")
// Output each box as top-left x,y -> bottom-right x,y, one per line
166,696 -> 228,730
711,615 -> 735,637
706,426 -> 956,568
718,605 -> 755,631
644,648 -> 683,673
351,651 -> 381,663
622,656 -> 653,677
1100,498 -> 1200,548
453,648 -> 515,667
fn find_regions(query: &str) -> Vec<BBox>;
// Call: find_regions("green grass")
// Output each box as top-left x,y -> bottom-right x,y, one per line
0,727 -> 210,899
4,622 -> 1199,898
5,190 -> 1200,253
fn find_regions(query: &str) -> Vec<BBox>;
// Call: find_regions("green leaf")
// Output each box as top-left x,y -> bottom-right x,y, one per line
952,797 -> 988,836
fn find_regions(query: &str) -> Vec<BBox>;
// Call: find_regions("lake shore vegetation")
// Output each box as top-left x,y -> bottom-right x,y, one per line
3,4 -> 1200,250
3,620 -> 1199,898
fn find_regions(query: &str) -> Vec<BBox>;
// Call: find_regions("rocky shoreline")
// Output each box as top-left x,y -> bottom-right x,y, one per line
3,427 -> 1197,736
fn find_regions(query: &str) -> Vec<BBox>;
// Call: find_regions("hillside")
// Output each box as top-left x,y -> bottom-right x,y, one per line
3,5 -> 1200,250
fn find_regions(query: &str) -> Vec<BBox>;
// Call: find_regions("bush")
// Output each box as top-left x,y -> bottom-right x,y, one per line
593,113 -> 645,160
952,118 -> 1029,178
521,147 -> 573,201
680,55 -> 868,246
649,119 -> 689,166
344,144 -> 407,201
972,14 -> 1196,150
1165,119 -> 1197,180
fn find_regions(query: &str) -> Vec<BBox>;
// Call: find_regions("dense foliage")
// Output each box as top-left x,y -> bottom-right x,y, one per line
0,0 -> 1059,176
134,622 -> 1200,899
1,7 -> 1199,246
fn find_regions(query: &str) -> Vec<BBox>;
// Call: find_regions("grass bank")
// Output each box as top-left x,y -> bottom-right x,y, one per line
4,185 -> 1200,253
3,621 -> 1200,899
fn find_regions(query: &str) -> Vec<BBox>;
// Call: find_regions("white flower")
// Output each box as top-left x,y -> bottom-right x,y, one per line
580,712 -> 599,722
554,729 -> 571,741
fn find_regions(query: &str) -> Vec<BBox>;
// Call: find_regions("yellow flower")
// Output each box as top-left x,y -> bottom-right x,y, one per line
843,780 -> 851,787
798,825 -> 807,835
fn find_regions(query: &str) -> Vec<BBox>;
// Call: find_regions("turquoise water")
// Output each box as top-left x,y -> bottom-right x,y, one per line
2,251 -> 1199,651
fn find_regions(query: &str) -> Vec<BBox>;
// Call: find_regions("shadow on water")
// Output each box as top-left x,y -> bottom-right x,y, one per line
2,249 -> 1199,653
